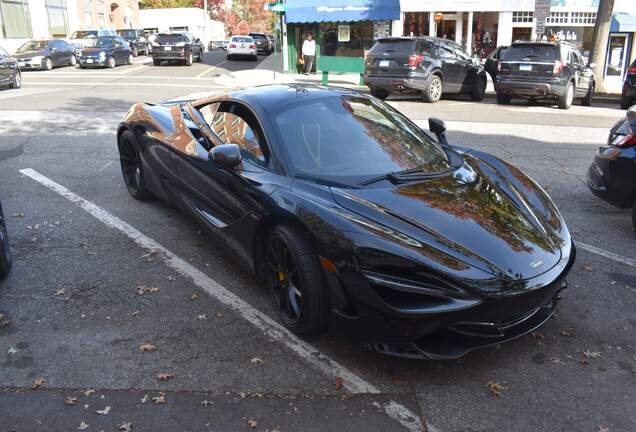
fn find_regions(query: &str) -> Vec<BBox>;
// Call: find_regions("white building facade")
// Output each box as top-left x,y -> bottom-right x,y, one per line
139,7 -> 225,47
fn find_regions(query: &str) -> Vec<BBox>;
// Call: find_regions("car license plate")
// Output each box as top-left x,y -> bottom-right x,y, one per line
240,44 -> 245,48
164,46 -> 172,51
519,64 -> 532,71
86,59 -> 93,64
379,60 -> 390,67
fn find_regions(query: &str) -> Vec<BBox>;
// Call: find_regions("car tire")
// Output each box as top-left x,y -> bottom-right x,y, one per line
10,70 -> 21,89
266,224 -> 328,335
370,88 -> 390,100
496,92 -> 512,104
0,205 -> 12,279
69,54 -> 77,66
127,54 -> 134,65
107,56 -> 116,68
581,81 -> 594,106
132,46 -> 139,57
185,51 -> 193,66
558,81 -> 574,110
470,75 -> 487,101
152,58 -> 160,66
42,57 -> 53,71
118,130 -> 152,201
620,94 -> 633,110
422,74 -> 443,103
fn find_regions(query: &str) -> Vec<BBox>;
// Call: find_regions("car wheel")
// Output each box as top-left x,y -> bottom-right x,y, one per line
107,56 -> 116,68
118,130 -> 152,201
132,46 -> 138,57
127,54 -> 134,65
470,76 -> 487,101
185,52 -> 193,66
496,92 -> 512,104
0,205 -> 12,279
620,94 -> 633,110
69,54 -> 77,66
581,81 -> 594,106
266,224 -> 328,335
43,57 -> 53,71
10,70 -> 21,89
558,81 -> 574,109
422,74 -> 443,103
370,88 -> 390,100
152,58 -> 160,66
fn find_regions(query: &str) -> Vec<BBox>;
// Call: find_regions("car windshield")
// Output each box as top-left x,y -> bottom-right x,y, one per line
117,30 -> 137,38
371,39 -> 416,54
156,34 -> 187,44
86,37 -> 115,48
250,34 -> 266,40
71,30 -> 98,39
503,44 -> 557,61
231,37 -> 252,43
271,95 -> 451,182
17,40 -> 48,52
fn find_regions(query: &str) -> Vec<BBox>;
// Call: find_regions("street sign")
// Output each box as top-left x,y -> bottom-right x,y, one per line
534,0 -> 550,36
265,3 -> 287,12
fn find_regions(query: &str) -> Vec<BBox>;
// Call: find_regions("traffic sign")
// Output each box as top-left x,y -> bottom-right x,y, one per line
265,3 -> 287,12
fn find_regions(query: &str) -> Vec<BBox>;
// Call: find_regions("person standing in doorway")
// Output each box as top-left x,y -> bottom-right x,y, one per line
302,33 -> 316,75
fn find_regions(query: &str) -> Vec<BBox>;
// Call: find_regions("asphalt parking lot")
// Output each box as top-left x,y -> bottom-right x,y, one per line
1,52 -> 635,432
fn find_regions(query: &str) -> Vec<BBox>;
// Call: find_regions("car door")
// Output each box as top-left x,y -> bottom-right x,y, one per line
0,48 -> 11,85
452,44 -> 473,91
116,38 -> 128,63
438,42 -> 462,92
170,100 -> 281,271
49,41 -> 63,66
572,49 -> 591,96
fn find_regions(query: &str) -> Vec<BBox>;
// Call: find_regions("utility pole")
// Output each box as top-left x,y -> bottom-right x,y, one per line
589,0 -> 615,93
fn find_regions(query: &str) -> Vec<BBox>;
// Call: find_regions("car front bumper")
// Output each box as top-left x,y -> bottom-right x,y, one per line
587,145 -> 636,209
16,59 -> 43,69
152,50 -> 187,60
496,78 -> 567,98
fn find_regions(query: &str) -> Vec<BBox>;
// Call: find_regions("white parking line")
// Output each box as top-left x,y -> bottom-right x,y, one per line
575,240 -> 636,268
121,64 -> 147,74
18,168 -> 426,432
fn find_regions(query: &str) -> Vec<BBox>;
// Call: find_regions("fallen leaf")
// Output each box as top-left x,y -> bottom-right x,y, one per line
78,421 -> 89,430
119,422 -> 133,432
65,396 -> 78,405
530,331 -> 545,340
136,285 -> 160,296
334,377 -> 344,390
549,357 -> 562,364
54,288 -> 66,296
32,377 -> 46,389
583,350 -> 602,359
142,250 -> 158,261
598,426 -> 610,432
198,314 -> 207,320
214,312 -> 225,318
560,329 -> 574,337
139,344 -> 156,353
190,293 -> 199,300
152,393 -> 166,404
96,406 -> 111,415
201,399 -> 211,407
140,394 -> 148,404
250,357 -> 263,366
130,310 -> 140,317
166,276 -> 176,282
31,236 -> 38,242
157,372 -> 173,381
486,380 -> 503,397
8,347 -> 17,355
11,213 -> 25,218
582,265 -> 593,272
247,419 -> 258,428
83,388 -> 95,396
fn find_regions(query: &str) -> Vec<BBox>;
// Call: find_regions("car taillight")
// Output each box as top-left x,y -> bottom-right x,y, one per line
229,44 -> 236,48
628,67 -> 636,73
616,133 -> 636,147
249,44 -> 256,49
553,60 -> 566,74
407,54 -> 424,68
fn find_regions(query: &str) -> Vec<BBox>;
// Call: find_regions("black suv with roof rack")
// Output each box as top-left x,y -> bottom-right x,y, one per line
364,37 -> 487,103
496,40 -> 595,109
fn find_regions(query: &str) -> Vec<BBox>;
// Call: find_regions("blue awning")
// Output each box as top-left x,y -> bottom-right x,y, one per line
610,13 -> 636,32
285,0 -> 400,24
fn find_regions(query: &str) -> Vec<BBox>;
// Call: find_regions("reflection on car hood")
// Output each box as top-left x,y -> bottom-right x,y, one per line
331,152 -> 569,281
81,47 -> 111,55
14,50 -> 44,58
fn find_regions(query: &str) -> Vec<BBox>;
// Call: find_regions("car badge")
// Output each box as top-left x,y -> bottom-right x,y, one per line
530,260 -> 544,269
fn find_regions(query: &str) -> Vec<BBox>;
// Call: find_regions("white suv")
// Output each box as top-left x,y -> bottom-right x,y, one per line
226,35 -> 257,61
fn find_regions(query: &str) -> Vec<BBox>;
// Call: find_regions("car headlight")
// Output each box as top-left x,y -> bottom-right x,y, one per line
99,52 -> 106,59
175,42 -> 186,47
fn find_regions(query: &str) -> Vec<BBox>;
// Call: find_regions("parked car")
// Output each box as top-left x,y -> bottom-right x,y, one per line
208,40 -> 228,51
78,36 -> 133,69
226,35 -> 257,61
364,37 -> 487,103
483,45 -> 508,84
620,58 -> 636,109
13,39 -> 76,71
69,29 -> 117,57
151,32 -> 203,66
248,32 -> 272,55
496,41 -> 595,109
0,200 -> 12,278
586,106 -> 636,228
116,84 -> 575,359
0,47 -> 21,89
116,28 -> 150,57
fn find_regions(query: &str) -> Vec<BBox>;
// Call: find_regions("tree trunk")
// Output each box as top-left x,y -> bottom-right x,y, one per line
589,0 -> 615,93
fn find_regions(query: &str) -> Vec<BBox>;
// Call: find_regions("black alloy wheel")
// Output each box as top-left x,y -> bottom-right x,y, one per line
0,206 -> 12,278
132,46 -> 139,57
127,53 -> 134,65
558,81 -> 574,110
10,70 -> 21,89
470,76 -> 487,101
69,54 -> 77,66
496,92 -> 512,104
423,74 -> 442,103
266,225 -> 327,335
107,56 -> 116,68
43,57 -> 53,71
118,130 -> 151,201
581,81 -> 594,106
185,51 -> 193,66
620,94 -> 633,110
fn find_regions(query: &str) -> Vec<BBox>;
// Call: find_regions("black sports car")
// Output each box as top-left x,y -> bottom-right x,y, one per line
587,106 -> 636,228
0,200 -> 12,278
116,84 -> 575,359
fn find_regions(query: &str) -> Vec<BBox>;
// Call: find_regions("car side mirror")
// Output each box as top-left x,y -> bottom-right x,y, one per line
209,144 -> 242,168
428,117 -> 448,146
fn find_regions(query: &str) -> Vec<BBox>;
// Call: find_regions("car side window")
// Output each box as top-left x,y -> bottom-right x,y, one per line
438,44 -> 455,59
453,46 -> 470,61
208,103 -> 270,169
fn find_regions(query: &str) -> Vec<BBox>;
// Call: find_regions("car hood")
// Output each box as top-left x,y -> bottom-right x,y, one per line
70,38 -> 95,48
331,152 -> 569,281
82,47 -> 111,55
14,50 -> 45,58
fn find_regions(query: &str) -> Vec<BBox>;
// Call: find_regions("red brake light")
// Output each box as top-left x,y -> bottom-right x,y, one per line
249,44 -> 256,49
553,60 -> 565,74
229,43 -> 236,48
617,133 -> 636,147
408,54 -> 424,68
628,67 -> 636,73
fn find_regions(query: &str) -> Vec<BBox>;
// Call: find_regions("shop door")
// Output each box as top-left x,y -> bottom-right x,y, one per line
604,34 -> 629,92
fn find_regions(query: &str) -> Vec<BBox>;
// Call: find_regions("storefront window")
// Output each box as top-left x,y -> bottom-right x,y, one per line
0,0 -> 32,38
403,12 -> 429,37
606,34 -> 627,77
320,21 -> 373,57
46,0 -> 68,37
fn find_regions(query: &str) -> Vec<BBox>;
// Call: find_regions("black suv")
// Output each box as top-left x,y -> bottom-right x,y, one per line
620,59 -> 636,109
248,32 -> 272,55
116,29 -> 150,56
496,41 -> 595,109
151,32 -> 203,66
364,37 -> 487,103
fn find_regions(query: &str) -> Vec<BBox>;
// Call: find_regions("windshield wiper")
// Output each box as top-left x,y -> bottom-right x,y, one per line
360,168 -> 446,186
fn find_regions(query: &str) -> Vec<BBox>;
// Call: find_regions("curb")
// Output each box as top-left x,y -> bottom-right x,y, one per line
0,143 -> 24,162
